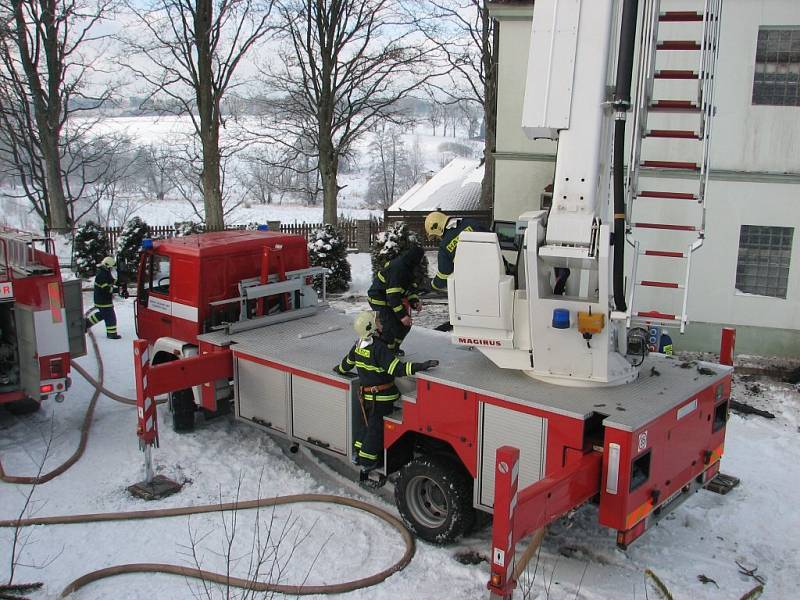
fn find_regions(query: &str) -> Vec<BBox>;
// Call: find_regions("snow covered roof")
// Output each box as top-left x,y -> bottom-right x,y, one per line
388,158 -> 484,212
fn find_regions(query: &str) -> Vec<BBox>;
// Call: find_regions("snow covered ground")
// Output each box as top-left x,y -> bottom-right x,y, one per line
1,265 -> 799,599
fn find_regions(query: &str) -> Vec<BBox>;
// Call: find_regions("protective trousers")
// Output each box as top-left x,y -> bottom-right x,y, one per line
87,306 -> 117,336
356,396 -> 396,467
374,305 -> 410,352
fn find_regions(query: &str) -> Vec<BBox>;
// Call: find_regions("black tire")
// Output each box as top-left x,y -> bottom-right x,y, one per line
6,398 -> 42,415
169,388 -> 196,432
394,455 -> 474,545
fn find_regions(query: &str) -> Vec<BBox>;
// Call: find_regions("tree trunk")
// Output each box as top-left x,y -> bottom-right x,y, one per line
201,133 -> 224,230
195,0 -> 224,231
40,132 -> 69,231
480,2 -> 498,212
13,0 -> 69,232
320,138 -> 339,225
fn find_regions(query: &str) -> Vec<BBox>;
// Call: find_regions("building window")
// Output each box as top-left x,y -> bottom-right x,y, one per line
752,27 -> 800,106
736,226 -> 793,298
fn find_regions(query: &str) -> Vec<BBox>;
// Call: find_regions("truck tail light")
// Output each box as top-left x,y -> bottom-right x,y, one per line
50,358 -> 64,378
40,384 -> 54,393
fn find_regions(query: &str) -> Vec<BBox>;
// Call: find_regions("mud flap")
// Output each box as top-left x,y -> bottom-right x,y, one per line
63,279 -> 86,358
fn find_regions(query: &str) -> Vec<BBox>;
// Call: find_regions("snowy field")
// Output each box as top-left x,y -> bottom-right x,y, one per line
0,116 -> 483,233
1,274 -> 799,599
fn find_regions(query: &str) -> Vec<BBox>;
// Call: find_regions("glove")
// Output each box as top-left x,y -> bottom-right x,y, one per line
119,286 -> 130,299
401,315 -> 412,327
333,366 -> 357,379
419,360 -> 439,371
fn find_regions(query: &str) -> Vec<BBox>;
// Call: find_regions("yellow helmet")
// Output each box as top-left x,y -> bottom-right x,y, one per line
353,311 -> 377,338
424,211 -> 449,239
100,256 -> 116,268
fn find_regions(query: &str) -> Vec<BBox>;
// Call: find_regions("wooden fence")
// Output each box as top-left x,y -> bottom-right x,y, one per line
383,209 -> 493,248
101,219 -> 384,251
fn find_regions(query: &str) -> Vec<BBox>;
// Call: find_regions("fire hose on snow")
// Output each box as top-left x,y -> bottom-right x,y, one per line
0,331 -> 416,596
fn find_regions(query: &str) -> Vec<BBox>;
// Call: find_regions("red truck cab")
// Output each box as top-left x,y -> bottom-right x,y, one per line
135,230 -> 310,346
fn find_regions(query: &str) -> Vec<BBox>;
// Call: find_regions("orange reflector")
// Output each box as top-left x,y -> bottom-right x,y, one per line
40,384 -> 54,393
385,422 -> 396,431
491,574 -> 501,586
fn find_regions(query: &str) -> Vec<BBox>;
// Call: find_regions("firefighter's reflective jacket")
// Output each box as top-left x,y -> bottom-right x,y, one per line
93,266 -> 116,308
367,246 -> 423,316
335,336 -> 426,401
431,218 -> 488,291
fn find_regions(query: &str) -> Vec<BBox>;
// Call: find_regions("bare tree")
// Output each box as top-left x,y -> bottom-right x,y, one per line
182,474 -> 326,600
366,122 -> 412,209
406,0 -> 497,210
120,0 -> 275,230
1,0 -> 116,232
260,0 -> 437,225
2,417 -> 61,596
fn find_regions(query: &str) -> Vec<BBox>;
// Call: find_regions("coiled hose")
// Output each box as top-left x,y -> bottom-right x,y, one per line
1,331 -> 416,596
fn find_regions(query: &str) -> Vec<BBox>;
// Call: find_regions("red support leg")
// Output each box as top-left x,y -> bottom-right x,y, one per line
720,327 -> 736,366
488,446 -> 520,599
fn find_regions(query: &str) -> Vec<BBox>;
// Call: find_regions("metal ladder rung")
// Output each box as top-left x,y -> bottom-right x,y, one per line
659,11 -> 703,22
638,190 -> 698,200
636,310 -> 679,321
638,280 -> 684,289
655,70 -> 699,80
632,222 -> 699,232
641,160 -> 700,171
639,249 -> 688,259
657,40 -> 701,50
649,99 -> 701,112
644,129 -> 701,139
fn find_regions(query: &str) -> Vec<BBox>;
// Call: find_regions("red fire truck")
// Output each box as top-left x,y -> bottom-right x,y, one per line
132,230 -> 732,550
0,229 -> 85,414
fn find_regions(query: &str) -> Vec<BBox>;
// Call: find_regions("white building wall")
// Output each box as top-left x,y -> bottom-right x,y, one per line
490,0 -> 800,355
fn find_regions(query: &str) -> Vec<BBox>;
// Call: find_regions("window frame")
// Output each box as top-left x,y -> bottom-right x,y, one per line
735,225 -> 794,299
751,26 -> 800,107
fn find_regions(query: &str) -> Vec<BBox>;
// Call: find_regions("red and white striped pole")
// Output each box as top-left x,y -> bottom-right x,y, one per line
488,445 -> 520,600
133,339 -> 159,483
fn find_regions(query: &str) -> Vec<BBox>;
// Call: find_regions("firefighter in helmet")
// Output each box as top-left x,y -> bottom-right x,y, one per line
367,245 -> 424,355
85,256 -> 127,339
425,211 -> 488,293
334,310 -> 438,470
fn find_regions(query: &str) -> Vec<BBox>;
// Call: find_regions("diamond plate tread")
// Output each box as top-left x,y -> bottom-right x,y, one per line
200,309 -> 731,432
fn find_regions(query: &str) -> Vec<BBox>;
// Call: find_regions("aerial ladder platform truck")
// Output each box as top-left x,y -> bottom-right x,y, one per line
132,0 -> 732,596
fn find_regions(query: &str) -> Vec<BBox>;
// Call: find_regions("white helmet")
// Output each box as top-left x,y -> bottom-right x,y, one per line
353,311 -> 377,339
100,256 -> 116,268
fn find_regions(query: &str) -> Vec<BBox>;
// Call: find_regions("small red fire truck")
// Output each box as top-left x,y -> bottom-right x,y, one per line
0,229 -> 85,413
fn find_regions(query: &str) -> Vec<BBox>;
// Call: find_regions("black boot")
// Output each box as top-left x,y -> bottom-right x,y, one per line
107,333 -> 122,340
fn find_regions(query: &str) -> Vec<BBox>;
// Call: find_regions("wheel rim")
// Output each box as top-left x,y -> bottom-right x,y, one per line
405,474 -> 450,529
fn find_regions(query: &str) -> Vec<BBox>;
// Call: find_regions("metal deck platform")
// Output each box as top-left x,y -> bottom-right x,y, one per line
199,309 -> 731,432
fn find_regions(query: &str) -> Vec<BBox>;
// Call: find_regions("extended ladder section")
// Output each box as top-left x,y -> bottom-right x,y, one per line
0,231 -> 53,280
625,0 -> 722,332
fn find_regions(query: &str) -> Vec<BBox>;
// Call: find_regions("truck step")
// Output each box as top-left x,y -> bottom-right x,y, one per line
704,472 -> 741,495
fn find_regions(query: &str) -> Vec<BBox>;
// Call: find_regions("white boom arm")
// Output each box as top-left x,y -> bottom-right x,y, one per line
448,0 -> 637,387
